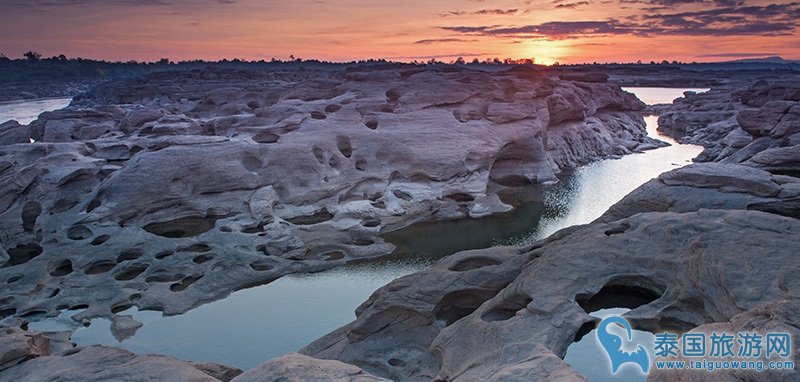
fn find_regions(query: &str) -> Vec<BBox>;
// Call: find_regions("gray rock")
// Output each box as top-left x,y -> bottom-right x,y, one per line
231,353 -> 390,382
0,66 -> 659,320
190,361 -> 243,382
0,327 -> 51,372
302,209 -> 800,381
599,163 -> 800,222
0,121 -> 29,145
0,345 -> 223,382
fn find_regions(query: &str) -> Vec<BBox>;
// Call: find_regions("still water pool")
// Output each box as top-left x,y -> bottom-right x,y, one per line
15,88 -> 704,375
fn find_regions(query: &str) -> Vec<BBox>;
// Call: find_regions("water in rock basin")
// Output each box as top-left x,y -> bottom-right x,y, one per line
16,88 -> 704,373
563,308 -> 657,382
0,97 -> 72,125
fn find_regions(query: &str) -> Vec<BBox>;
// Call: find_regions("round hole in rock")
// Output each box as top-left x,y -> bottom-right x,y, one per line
49,259 -> 74,277
7,275 -> 22,283
20,310 -> 47,320
388,358 -> 405,367
52,197 -> 80,213
350,238 -> 374,246
253,132 -> 280,144
111,303 -> 133,314
360,218 -> 380,228
445,193 -> 475,203
575,279 -> 664,314
155,251 -> 174,260
336,136 -> 352,158
284,209 -> 334,225
66,225 -> 93,240
364,120 -> 378,130
90,235 -> 111,246
84,260 -> 116,275
6,243 -> 43,267
192,254 -> 213,264
434,289 -> 502,326
170,275 -> 202,292
0,308 -> 17,319
392,190 -> 412,201
143,215 -> 224,238
249,260 -> 274,272
21,201 -> 42,231
481,293 -> 532,322
113,264 -> 149,281
116,249 -> 144,262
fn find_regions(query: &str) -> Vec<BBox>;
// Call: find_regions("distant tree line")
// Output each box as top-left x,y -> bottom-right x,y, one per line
1,50 -> 793,90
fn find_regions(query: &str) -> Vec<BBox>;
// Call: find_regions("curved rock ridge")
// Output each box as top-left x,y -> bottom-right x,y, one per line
599,162 -> 800,222
299,209 -> 800,381
0,65 -> 658,320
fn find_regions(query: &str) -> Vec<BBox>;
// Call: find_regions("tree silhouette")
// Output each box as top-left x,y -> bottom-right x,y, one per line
23,51 -> 42,61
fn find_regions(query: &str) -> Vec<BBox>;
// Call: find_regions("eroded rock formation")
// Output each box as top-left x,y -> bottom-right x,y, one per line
0,65 -> 657,322
2,70 -> 797,382
289,81 -> 800,381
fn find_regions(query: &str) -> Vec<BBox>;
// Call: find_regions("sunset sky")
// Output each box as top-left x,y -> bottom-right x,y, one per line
0,0 -> 798,64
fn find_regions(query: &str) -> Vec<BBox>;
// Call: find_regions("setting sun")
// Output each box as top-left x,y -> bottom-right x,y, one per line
518,40 -> 572,65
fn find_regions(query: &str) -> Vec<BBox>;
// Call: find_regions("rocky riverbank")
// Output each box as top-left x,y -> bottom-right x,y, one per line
1,69 -> 798,381
292,81 -> 800,381
0,65 -> 656,323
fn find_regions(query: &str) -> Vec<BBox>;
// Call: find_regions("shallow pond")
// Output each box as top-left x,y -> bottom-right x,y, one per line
12,88 -> 705,376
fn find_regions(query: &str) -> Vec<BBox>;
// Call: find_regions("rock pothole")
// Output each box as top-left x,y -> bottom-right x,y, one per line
21,201 -> 41,231
434,289 -> 501,326
66,224 -> 93,240
116,248 -> 144,262
49,259 -> 74,277
480,293 -> 533,322
113,263 -> 150,281
576,279 -> 664,313
252,132 -> 280,143
6,243 -> 43,267
143,215 -> 224,238
170,275 -> 202,292
284,209 -> 334,225
84,260 -> 117,275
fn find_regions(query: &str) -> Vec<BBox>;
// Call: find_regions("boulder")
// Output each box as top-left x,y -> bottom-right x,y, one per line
231,353 -> 390,382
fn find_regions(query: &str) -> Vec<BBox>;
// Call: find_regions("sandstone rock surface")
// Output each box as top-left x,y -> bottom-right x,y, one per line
294,80 -> 800,381
301,209 -> 800,381
0,65 -> 657,321
0,345 -> 229,382
231,353 -> 390,382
